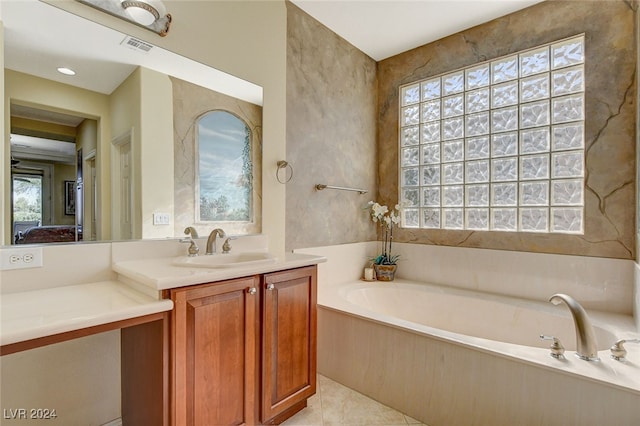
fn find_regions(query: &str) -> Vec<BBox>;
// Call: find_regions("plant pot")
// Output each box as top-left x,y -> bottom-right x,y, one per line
374,264 -> 397,281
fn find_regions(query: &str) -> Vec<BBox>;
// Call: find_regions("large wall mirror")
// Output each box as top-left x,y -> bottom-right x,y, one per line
2,0 -> 263,246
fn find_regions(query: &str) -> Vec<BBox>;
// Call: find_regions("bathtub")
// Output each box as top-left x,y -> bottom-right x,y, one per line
318,279 -> 640,425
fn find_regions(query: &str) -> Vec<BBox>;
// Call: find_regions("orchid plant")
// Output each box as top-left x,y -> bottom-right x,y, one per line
367,201 -> 401,265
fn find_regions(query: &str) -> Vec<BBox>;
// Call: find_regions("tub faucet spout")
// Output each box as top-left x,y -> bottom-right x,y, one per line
549,293 -> 599,361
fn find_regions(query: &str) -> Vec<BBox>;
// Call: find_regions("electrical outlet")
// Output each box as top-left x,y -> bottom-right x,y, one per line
1,247 -> 44,270
153,212 -> 170,225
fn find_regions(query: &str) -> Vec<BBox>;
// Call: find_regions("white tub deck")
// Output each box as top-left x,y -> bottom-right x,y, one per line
320,278 -> 640,395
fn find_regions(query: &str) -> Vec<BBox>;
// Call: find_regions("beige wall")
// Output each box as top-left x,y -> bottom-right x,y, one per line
285,3 -> 378,250
0,332 -> 122,426
377,0 -> 637,259
140,67 -> 174,239
52,163 -> 75,225
110,66 -> 175,240
77,118 -> 98,239
110,68 -> 141,240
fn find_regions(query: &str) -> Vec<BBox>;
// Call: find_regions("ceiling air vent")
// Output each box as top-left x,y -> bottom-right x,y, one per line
120,36 -> 154,53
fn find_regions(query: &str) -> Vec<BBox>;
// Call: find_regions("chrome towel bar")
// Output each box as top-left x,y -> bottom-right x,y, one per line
315,184 -> 368,195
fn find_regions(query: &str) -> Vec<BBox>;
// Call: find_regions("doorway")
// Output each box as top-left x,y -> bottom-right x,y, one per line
9,104 -> 99,244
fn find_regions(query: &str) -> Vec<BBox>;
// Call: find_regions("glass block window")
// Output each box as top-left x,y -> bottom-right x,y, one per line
399,35 -> 585,234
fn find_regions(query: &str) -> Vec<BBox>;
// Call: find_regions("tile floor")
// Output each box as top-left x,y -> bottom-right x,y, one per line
282,375 -> 428,426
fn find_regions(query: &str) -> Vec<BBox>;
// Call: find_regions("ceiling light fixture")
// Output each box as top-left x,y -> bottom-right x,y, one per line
76,0 -> 172,37
57,67 -> 76,76
121,0 -> 161,26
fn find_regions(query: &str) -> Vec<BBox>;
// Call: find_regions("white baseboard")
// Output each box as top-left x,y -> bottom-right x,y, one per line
101,419 -> 122,426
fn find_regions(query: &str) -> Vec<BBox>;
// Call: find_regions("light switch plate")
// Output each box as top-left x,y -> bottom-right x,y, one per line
1,247 -> 44,270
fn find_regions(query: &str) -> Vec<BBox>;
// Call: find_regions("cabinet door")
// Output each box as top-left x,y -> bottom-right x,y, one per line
261,266 -> 317,423
171,277 -> 259,426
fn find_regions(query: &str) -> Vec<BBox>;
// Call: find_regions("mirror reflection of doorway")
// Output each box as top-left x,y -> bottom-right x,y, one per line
112,130 -> 133,241
84,153 -> 97,241
76,148 -> 83,241
9,104 -> 98,244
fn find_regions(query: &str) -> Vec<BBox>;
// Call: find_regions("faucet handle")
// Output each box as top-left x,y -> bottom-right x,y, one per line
610,339 -> 640,361
540,335 -> 565,359
179,237 -> 200,257
222,237 -> 236,254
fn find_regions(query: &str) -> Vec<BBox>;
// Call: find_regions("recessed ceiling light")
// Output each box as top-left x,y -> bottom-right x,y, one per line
57,67 -> 76,76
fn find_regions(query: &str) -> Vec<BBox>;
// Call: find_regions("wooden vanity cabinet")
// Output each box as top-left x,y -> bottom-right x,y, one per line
170,276 -> 260,426
169,265 -> 317,426
261,266 -> 317,424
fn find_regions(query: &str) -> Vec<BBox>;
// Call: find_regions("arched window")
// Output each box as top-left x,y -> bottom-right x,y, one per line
196,111 -> 252,223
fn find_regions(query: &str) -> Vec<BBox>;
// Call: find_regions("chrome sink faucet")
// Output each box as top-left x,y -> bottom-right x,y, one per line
206,228 -> 226,255
549,293 -> 599,361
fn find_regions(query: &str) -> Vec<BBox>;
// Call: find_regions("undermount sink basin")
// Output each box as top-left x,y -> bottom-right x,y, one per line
173,252 -> 277,269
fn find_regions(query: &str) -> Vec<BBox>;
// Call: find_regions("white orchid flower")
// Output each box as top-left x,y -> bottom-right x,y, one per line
391,212 -> 400,224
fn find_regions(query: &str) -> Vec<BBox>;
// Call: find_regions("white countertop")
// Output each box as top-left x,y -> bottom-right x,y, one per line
113,252 -> 327,290
0,250 -> 324,349
1,281 -> 174,347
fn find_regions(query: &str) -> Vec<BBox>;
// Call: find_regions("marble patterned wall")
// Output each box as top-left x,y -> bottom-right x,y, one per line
378,1 -> 637,259
285,3 -> 378,250
172,77 -> 262,237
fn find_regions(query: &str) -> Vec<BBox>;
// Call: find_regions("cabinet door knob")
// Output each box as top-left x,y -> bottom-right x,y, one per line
266,284 -> 275,291
247,287 -> 257,295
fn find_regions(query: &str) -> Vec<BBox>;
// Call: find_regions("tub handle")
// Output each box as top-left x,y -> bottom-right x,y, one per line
610,339 -> 640,361
540,335 -> 565,359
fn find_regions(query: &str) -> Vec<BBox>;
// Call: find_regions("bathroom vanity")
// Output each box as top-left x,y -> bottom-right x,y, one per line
1,238 -> 324,426
167,266 -> 317,425
113,243 -> 323,426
